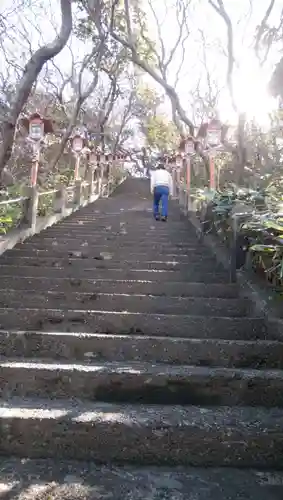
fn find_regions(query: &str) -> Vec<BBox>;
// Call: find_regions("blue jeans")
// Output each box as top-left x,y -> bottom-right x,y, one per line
153,185 -> 169,218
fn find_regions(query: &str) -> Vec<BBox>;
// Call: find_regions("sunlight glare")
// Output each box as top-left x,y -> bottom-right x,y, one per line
233,62 -> 276,127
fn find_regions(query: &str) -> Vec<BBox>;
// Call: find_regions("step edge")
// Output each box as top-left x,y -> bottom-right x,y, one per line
0,290 -> 245,302
0,397 -> 282,429
2,358 -> 283,378
1,330 -> 275,344
0,307 -> 265,320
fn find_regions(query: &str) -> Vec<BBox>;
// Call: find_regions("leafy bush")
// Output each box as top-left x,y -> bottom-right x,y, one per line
37,192 -> 55,217
0,202 -> 23,234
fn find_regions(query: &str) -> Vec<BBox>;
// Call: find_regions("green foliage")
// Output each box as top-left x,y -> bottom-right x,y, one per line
133,83 -> 179,151
145,114 -> 179,152
37,192 -> 54,217
75,0 -> 156,73
0,202 -> 22,234
135,83 -> 163,118
130,4 -> 158,66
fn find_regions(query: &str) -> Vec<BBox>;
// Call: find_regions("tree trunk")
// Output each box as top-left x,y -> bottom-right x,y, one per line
236,113 -> 246,186
0,0 -> 72,175
50,99 -> 82,171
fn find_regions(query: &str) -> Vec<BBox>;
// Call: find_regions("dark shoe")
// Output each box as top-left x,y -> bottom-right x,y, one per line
161,216 -> 167,222
155,215 -> 160,221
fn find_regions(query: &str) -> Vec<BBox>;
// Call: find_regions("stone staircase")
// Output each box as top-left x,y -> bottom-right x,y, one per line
1,178 -> 283,494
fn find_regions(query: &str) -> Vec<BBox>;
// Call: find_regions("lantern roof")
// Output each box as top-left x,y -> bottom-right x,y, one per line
19,113 -> 54,134
197,121 -> 228,142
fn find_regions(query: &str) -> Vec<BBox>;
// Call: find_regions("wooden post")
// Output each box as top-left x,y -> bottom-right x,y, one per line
22,186 -> 38,230
73,180 -> 83,206
53,185 -> 67,215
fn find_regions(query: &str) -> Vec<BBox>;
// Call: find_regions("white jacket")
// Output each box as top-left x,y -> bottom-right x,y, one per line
150,169 -> 173,195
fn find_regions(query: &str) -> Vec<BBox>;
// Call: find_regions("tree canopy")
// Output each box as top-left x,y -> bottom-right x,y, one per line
0,0 -> 283,188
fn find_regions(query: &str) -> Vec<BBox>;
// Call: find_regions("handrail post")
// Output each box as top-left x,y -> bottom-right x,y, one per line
176,169 -> 181,205
87,166 -> 94,200
107,163 -> 112,197
98,164 -> 103,197
186,190 -> 191,215
53,185 -> 67,215
22,186 -> 38,231
73,180 -> 83,206
229,214 -> 237,283
180,184 -> 186,213
185,191 -> 189,214
172,169 -> 177,198
103,163 -> 110,197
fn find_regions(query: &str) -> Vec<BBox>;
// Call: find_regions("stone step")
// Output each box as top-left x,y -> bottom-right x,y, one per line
1,397 -> 283,467
0,309 -> 268,339
21,243 -> 204,254
54,226 -> 192,234
31,221 -> 193,231
1,459 -> 283,500
44,231 -> 195,241
40,215 -> 155,222
41,225 -> 193,234
28,232 -> 199,244
0,256 -> 224,273
11,244 -> 206,255
0,265 -> 229,282
21,239 -> 203,250
5,248 -> 214,262
2,359 -> 283,407
2,331 -> 282,368
56,222 -> 192,229
0,277 -> 239,298
0,290 -> 248,317
36,234 -> 199,244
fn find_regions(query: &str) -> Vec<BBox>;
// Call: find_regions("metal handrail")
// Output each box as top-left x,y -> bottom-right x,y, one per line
0,196 -> 28,206
38,189 -> 57,197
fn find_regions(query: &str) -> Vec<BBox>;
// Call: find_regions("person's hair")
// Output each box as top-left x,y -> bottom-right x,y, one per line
157,162 -> 166,170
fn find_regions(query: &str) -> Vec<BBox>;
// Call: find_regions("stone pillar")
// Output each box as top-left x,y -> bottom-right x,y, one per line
53,185 -> 67,215
172,169 -> 177,198
107,162 -> 112,197
73,180 -> 83,206
22,186 -> 38,231
99,164 -> 104,197
87,166 -> 94,199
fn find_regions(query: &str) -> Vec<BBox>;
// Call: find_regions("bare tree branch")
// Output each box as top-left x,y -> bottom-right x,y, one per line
163,1 -> 190,74
0,0 -> 73,174
112,90 -> 135,152
208,0 -> 237,112
110,0 -> 195,136
50,40 -> 106,170
255,0 -> 275,63
147,0 -> 166,67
